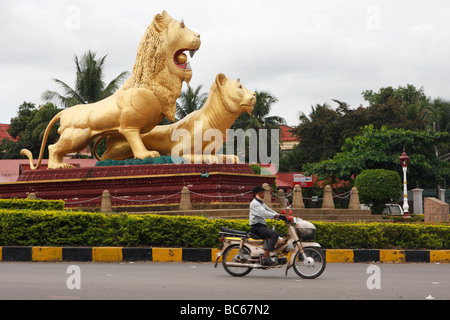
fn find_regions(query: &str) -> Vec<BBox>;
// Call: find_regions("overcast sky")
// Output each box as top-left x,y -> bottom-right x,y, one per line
1,0 -> 449,126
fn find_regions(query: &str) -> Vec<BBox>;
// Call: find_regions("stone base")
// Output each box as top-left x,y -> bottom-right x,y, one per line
424,197 -> 449,223
0,163 -> 275,208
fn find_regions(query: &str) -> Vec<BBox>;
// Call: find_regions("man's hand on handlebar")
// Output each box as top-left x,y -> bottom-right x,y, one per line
275,214 -> 288,222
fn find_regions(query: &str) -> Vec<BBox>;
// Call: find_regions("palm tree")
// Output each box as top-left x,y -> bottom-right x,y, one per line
425,98 -> 450,132
232,91 -> 285,131
42,50 -> 129,108
176,85 -> 207,120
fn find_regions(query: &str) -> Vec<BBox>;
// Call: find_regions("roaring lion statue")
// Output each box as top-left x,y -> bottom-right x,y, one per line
94,73 -> 256,163
21,11 -> 201,170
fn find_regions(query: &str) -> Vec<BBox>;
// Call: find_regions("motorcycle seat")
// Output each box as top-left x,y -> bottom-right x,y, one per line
219,227 -> 263,240
220,227 -> 247,236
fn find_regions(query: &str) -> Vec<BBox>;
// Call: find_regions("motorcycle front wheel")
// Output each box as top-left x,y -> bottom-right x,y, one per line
293,247 -> 326,279
222,244 -> 253,277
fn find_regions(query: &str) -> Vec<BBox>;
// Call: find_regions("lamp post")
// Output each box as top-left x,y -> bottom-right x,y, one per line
399,148 -> 411,218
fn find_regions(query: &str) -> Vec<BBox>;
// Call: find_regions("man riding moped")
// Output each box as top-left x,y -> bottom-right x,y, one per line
249,186 -> 287,266
215,185 -> 326,279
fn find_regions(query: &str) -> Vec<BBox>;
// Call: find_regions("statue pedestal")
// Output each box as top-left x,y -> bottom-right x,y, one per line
1,163 -> 275,209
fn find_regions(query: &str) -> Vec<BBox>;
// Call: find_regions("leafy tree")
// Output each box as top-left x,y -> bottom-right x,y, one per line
279,147 -> 303,172
362,84 -> 428,107
1,51 -> 129,159
425,98 -> 450,133
292,103 -> 342,167
7,102 -> 36,139
362,84 -> 429,130
303,125 -> 450,188
0,102 -> 61,159
42,50 -> 129,108
355,169 -> 402,214
289,85 -> 445,173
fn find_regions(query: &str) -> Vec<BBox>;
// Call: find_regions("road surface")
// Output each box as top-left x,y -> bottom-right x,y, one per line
0,261 -> 448,300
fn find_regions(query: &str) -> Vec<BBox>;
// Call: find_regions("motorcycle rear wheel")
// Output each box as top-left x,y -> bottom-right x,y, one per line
222,244 -> 253,277
292,247 -> 326,279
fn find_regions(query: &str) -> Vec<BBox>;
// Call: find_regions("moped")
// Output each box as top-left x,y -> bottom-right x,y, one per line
214,210 -> 326,279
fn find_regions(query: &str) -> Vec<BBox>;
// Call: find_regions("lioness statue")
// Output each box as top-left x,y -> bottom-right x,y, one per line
21,11 -> 201,170
95,73 -> 256,163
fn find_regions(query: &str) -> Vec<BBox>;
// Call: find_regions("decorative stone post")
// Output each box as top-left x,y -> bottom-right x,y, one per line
412,188 -> 424,214
101,190 -> 112,213
262,183 -> 272,208
179,186 -> 192,211
277,189 -> 286,209
348,187 -> 361,209
440,189 -> 446,202
321,185 -> 335,209
27,193 -> 37,200
291,185 -> 305,209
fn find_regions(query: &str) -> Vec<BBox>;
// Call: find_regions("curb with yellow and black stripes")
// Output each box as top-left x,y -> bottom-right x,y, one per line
1,246 -> 449,263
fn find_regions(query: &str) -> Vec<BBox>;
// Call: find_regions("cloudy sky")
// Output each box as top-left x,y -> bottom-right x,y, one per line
1,0 -> 449,126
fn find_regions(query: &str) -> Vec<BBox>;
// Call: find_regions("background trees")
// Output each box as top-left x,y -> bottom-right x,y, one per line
302,125 -> 450,189
0,102 -> 61,159
286,84 -> 450,190
1,51 -> 129,159
42,50 -> 129,108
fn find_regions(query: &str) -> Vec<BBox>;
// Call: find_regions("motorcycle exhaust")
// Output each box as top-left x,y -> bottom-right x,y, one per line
225,262 -> 263,268
225,262 -> 285,268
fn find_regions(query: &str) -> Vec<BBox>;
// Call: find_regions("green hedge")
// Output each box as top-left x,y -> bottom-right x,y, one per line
0,210 -> 449,249
0,199 -> 64,211
314,221 -> 450,250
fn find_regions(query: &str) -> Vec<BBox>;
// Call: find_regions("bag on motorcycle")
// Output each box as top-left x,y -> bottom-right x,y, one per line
294,219 -> 316,241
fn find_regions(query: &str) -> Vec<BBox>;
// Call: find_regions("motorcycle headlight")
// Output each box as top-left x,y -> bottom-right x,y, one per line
296,228 -> 316,241
294,219 -> 316,241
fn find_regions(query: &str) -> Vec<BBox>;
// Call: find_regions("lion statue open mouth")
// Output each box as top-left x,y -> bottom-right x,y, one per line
94,73 -> 256,164
21,11 -> 201,170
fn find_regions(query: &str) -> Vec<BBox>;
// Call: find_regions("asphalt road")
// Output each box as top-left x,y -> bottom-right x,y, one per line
0,261 -> 448,301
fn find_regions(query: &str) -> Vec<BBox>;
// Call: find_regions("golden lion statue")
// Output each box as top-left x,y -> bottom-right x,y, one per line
21,11 -> 201,170
94,73 -> 256,163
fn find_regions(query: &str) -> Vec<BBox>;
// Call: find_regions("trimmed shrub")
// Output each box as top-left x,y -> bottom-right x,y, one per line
355,169 -> 402,214
0,210 -> 448,249
0,199 -> 64,211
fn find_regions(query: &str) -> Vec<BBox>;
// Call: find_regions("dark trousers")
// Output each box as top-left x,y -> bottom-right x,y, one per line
250,223 -> 279,252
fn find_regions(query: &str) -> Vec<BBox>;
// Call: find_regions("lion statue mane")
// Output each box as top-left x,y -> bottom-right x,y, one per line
21,11 -> 200,170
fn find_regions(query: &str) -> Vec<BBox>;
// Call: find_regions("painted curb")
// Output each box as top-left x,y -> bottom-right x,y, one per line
0,247 -> 449,263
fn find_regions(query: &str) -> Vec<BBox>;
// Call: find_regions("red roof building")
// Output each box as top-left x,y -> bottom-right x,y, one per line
279,125 -> 299,151
0,124 -> 16,142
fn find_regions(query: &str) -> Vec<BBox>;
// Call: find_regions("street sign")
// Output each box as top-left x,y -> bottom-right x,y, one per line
293,174 -> 313,188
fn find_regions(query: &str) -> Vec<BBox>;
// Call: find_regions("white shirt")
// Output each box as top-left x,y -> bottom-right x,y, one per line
249,197 -> 278,226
